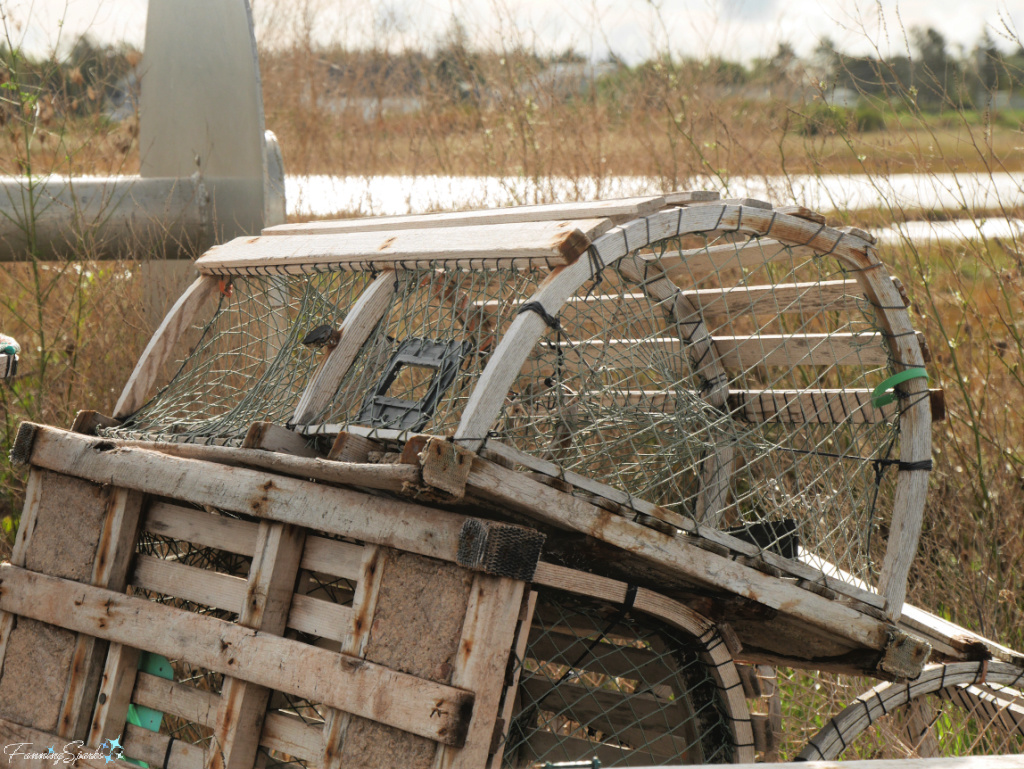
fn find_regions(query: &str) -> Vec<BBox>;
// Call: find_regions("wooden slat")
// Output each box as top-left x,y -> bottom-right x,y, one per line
436,575 -> 525,769
287,594 -> 353,642
322,546 -> 386,769
0,565 -> 474,746
132,672 -> 324,763
661,238 -> 817,282
196,219 -> 613,275
545,331 -> 900,369
293,271 -> 397,424
0,716 -> 144,769
23,425 -> 469,569
464,461 -> 891,652
489,591 -> 538,769
124,724 -> 205,769
114,276 -> 219,419
116,438 -> 421,492
210,518 -> 306,769
132,555 -> 248,614
144,502 -> 365,582
87,644 -> 141,750
263,196 -> 677,236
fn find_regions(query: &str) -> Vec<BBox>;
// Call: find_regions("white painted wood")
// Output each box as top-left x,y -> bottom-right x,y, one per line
196,219 -> 612,274
293,271 -> 398,425
115,276 -> 220,418
264,196 -> 671,236
0,564 -> 474,746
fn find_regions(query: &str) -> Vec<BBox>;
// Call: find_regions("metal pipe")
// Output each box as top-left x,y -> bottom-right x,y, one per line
0,175 -> 211,261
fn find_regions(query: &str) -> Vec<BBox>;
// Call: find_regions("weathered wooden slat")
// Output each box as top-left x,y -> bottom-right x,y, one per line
22,425 -> 468,569
87,643 -> 141,750
288,594 -> 353,642
113,437 -> 421,492
489,591 -> 538,769
293,271 -> 397,424
197,219 -> 613,275
144,502 -> 365,582
132,555 -> 247,614
210,519 -> 306,769
464,461 -> 891,652
264,196 -> 681,236
131,672 -> 324,763
0,565 -> 474,746
124,724 -> 205,769
543,331 -> 902,369
322,546 -> 385,769
436,575 -> 526,769
114,276 -> 220,419
132,671 -> 219,728
0,716 -> 143,769
661,238 -> 817,283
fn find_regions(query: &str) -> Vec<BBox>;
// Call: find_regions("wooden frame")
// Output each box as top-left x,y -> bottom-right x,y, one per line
799,662 -> 1024,760
452,205 -> 930,620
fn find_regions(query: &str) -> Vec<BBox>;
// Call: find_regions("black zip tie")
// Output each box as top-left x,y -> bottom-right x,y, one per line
733,206 -> 744,234
764,211 -> 777,238
517,301 -> 561,331
162,737 -> 175,769
803,221 -> 828,248
713,205 -> 727,231
556,584 -> 639,685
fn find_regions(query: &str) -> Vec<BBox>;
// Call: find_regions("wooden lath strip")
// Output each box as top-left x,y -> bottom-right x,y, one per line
660,238 -> 818,282
536,332 -> 911,369
608,388 -> 944,424
144,502 -> 365,581
131,671 -> 324,763
196,219 -> 613,275
0,564 -> 473,746
262,195 -> 706,236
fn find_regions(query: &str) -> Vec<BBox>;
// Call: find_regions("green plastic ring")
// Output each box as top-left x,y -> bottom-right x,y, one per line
871,367 -> 929,408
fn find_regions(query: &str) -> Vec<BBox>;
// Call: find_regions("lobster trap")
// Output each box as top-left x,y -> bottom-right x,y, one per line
1,193 -> 1021,768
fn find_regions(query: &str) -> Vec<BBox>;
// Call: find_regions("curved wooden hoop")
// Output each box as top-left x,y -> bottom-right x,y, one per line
532,561 -> 757,763
799,661 -> 1024,760
455,205 -> 931,620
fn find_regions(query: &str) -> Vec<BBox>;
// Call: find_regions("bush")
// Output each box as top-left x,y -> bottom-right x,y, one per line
797,102 -> 848,136
853,104 -> 885,131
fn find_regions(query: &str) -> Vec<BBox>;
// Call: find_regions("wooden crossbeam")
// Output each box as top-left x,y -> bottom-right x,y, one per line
262,195 -> 700,236
196,219 -> 613,275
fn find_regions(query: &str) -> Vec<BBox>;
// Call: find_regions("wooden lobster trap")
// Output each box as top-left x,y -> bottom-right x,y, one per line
2,193 -> 1022,768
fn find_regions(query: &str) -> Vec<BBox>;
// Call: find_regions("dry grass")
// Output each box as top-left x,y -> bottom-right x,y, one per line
1,14 -> 1022,688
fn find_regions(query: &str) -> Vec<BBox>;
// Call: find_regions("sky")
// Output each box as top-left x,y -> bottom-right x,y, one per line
4,0 -> 1024,64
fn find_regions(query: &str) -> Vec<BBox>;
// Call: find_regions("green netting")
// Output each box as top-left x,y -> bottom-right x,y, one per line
502,588 -> 734,766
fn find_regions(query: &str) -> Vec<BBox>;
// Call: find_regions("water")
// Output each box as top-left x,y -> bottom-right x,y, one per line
285,171 -> 1024,242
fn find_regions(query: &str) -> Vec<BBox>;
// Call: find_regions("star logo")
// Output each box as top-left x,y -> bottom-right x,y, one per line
47,747 -> 55,755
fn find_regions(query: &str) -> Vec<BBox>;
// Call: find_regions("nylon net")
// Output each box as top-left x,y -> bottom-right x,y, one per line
501,588 -> 735,766
767,665 -> 1024,760
107,226 -> 915,585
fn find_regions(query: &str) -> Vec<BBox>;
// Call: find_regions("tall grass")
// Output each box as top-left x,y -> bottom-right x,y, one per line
3,0 -> 1023,660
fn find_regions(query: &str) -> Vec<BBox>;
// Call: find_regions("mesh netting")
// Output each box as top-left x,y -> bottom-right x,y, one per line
501,589 -> 734,766
110,272 -> 370,443
768,664 -> 1024,760
107,226 -> 915,583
